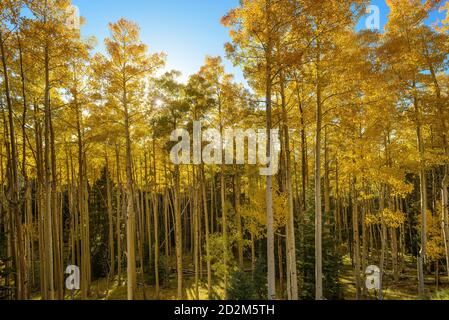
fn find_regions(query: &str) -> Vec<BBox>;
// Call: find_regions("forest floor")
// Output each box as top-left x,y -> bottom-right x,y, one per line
340,255 -> 449,300
31,255 -> 449,300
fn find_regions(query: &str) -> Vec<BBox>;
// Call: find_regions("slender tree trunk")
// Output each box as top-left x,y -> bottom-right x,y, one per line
201,166 -> 212,299
43,43 -> 55,301
124,96 -> 136,300
136,190 -> 146,300
152,193 -> 159,298
18,31 -> 31,299
414,88 -> 427,298
324,127 -> 330,224
265,48 -> 276,302
0,29 -> 26,300
193,166 -> 199,300
164,190 -> 170,275
362,202 -> 368,298
174,163 -> 183,299
49,104 -> 63,300
352,178 -> 361,300
234,173 -> 244,268
442,176 -> 449,282
251,232 -> 256,278
278,236 -> 284,299
392,227 -> 399,282
314,42 -> 323,300
217,95 -> 228,298
425,52 -> 449,283
279,70 -> 298,300
106,158 -> 115,277
75,94 -> 90,300
115,145 -> 122,285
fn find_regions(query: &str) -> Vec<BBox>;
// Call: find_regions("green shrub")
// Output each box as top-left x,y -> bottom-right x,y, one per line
227,258 -> 267,300
228,269 -> 255,300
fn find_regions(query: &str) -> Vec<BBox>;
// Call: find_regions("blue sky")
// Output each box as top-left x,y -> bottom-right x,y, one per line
72,0 -> 242,82
72,0 -> 444,83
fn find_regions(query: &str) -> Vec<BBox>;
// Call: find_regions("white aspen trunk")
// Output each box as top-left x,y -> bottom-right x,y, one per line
201,166 -> 212,299
352,179 -> 361,300
414,89 -> 427,298
280,70 -> 298,300
115,145 -> 122,285
106,158 -> 115,277
174,164 -> 183,299
314,46 -> 323,301
442,176 -> 449,282
152,193 -> 160,298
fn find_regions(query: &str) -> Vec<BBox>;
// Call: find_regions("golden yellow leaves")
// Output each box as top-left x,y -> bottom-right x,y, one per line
108,19 -> 140,43
220,9 -> 237,28
364,212 -> 378,226
372,167 -> 414,198
365,208 -> 406,229
418,208 -> 446,261
441,1 -> 449,32
241,185 -> 288,239
388,179 -> 414,198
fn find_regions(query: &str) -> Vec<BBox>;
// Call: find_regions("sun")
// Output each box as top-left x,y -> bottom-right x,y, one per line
155,99 -> 164,108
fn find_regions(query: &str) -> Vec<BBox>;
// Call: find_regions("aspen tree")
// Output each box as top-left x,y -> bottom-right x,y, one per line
103,19 -> 164,300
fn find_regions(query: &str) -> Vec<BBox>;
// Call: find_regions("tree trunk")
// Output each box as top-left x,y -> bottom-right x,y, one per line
352,178 -> 361,300
314,42 -> 323,301
201,166 -> 212,299
124,97 -> 136,300
174,163 -> 183,299
106,157 -> 115,278
279,70 -> 298,300
265,49 -> 276,301
234,173 -> 244,268
43,43 -> 55,300
0,28 -> 26,300
152,193 -> 160,298
414,88 -> 427,298
442,176 -> 449,282
115,145 -> 122,285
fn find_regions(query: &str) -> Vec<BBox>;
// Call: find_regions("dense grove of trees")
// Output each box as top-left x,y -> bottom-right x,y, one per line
1,0 -> 449,300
